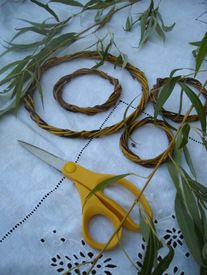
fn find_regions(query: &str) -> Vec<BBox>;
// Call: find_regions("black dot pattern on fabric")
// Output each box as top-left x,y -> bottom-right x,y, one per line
48,239 -> 117,274
0,101 -> 120,244
0,178 -> 64,243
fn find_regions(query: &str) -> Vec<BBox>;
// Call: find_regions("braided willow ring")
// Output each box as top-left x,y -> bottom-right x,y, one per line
120,117 -> 174,167
150,77 -> 207,122
24,51 -> 149,138
53,68 -> 122,115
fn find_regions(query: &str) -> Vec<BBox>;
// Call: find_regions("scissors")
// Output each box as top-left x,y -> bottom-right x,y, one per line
18,140 -> 152,251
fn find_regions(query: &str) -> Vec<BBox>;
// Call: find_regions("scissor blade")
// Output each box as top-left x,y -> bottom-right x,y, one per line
18,140 -> 66,172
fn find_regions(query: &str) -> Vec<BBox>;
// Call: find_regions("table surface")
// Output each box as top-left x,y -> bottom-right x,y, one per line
0,0 -> 207,274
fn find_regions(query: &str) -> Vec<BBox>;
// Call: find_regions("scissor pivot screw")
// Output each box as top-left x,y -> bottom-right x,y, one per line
64,162 -> 77,173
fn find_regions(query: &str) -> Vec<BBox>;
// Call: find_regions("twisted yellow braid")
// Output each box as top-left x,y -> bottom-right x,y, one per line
120,117 -> 174,167
24,51 -> 149,138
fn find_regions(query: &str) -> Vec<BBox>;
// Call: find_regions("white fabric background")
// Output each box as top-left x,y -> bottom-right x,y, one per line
0,0 -> 207,274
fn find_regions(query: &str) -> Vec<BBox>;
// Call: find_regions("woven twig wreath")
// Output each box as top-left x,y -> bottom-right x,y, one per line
24,51 -> 149,138
53,68 -> 122,115
150,77 -> 207,122
120,117 -> 174,167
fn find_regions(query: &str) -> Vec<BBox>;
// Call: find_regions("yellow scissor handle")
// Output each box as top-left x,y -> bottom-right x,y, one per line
62,162 -> 152,250
77,182 -> 122,250
97,176 -> 153,231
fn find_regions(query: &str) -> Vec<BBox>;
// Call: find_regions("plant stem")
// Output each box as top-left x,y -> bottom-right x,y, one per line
86,104 -> 195,275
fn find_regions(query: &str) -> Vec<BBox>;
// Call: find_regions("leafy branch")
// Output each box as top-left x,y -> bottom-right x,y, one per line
124,0 -> 175,46
190,32 -> 207,77
0,0 -> 137,117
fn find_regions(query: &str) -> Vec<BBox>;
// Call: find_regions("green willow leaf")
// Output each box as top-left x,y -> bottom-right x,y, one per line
155,22 -> 165,41
175,193 -> 203,266
45,32 -> 78,51
183,145 -> 197,178
95,9 -> 103,22
139,230 -> 155,275
0,56 -> 30,86
195,32 -> 207,76
11,26 -> 47,42
182,176 -> 202,231
178,81 -> 206,133
0,59 -> 26,76
157,12 -> 175,32
190,41 -> 202,47
139,3 -> 151,46
14,74 -> 24,108
83,173 -> 133,209
139,209 -> 150,243
181,169 -> 207,201
140,220 -> 162,275
167,161 -> 180,191
154,77 -> 178,119
50,0 -> 83,7
139,16 -> 155,47
178,123 -> 190,149
31,0 -> 60,22
152,245 -> 174,275
6,40 -> 43,51
121,53 -> 128,68
124,15 -> 133,32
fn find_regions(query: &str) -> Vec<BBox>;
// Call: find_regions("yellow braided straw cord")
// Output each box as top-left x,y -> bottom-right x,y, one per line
53,68 -> 122,115
120,117 -> 174,167
24,51 -> 149,138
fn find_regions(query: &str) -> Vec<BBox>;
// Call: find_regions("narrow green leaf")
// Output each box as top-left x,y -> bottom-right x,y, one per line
0,56 -> 30,86
181,169 -> 207,201
121,53 -> 128,68
152,245 -> 174,275
195,32 -> 207,76
114,54 -> 123,69
14,74 -> 24,108
169,68 -> 183,78
178,81 -> 206,133
190,41 -> 202,47
6,40 -> 43,51
175,193 -> 203,265
10,27 -> 47,42
182,176 -> 202,230
139,231 -> 155,275
31,0 -> 60,22
178,123 -> 190,149
154,77 -> 177,119
124,15 -> 133,32
157,11 -> 175,32
50,0 -> 83,7
139,16 -> 156,47
95,9 -> 103,22
84,0 -> 117,10
139,7 -> 150,46
83,173 -> 132,208
84,0 -> 98,9
155,22 -> 165,41
46,32 -> 77,51
0,59 -> 25,75
183,145 -> 197,178
140,218 -> 162,274
139,208 -> 150,243
167,161 -> 181,191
